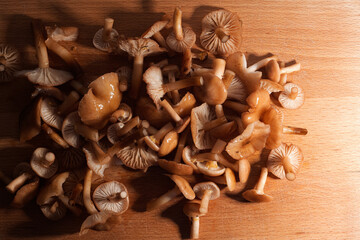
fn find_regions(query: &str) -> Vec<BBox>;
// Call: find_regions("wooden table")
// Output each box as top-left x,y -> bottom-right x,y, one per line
1,0 -> 360,239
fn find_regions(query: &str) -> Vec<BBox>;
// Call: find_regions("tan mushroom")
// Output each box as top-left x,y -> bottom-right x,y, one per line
241,88 -> 271,127
141,19 -> 174,55
159,99 -> 191,133
200,9 -> 242,56
93,18 -> 119,52
6,163 -> 34,194
11,176 -> 40,208
30,147 -> 58,179
158,130 -> 179,157
19,96 -> 42,142
242,167 -> 273,202
115,66 -> 131,93
267,143 -> 304,181
93,181 -> 129,214
193,181 -> 220,214
45,25 -> 79,42
183,200 -> 206,239
0,44 -> 20,82
266,60 -> 301,84
40,97 -> 63,130
157,159 -> 194,176
110,103 -> 132,124
259,79 -> 284,94
83,141 -> 111,178
143,122 -> 174,151
278,83 -> 305,109
62,170 -> 85,206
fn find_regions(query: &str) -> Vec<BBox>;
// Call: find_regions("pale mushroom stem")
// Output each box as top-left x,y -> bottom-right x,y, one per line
216,155 -> 239,172
42,123 -> 69,148
163,76 -> 203,93
215,105 -> 225,119
279,73 -> 288,85
83,169 -> 99,214
103,18 -> 114,42
211,139 -> 227,154
74,122 -> 99,142
223,100 -> 249,113
212,58 -> 226,79
254,168 -> 269,193
182,48 -> 192,75
289,87 -> 298,100
199,189 -> 212,214
191,216 -> 200,239
247,55 -> 278,73
201,116 -> 227,131
116,116 -> 140,137
110,109 -> 129,123
160,99 -> 182,123
147,187 -> 181,211
6,172 -> 32,194
280,63 -> 301,74
153,122 -> 174,143
91,141 -> 111,164
214,27 -> 230,43
70,80 -> 88,95
282,126 -> 308,135
57,91 -> 80,116
174,128 -> 189,163
168,71 -> 181,104
69,183 -> 83,206
173,7 -> 183,41
282,156 -> 296,181
0,170 -> 11,185
153,32 -> 172,54
130,55 -> 144,99
238,159 -> 251,183
222,70 -> 235,90
41,152 -> 55,167
58,194 -> 82,216
32,19 -> 49,69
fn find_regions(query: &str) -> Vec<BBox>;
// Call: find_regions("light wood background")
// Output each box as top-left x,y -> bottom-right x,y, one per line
0,0 -> 360,239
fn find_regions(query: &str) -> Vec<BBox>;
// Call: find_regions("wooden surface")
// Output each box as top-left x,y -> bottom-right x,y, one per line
1,0 -> 360,239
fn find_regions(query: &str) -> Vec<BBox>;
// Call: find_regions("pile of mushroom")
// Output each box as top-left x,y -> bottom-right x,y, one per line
2,7 -> 308,239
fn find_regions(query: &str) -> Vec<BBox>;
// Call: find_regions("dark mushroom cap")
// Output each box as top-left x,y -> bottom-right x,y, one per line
11,176 -> 40,208
30,147 -> 58,179
40,97 -> 63,130
166,27 -> 196,53
193,181 -> 220,200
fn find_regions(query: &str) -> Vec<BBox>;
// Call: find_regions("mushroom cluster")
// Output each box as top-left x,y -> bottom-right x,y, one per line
4,7 -> 308,239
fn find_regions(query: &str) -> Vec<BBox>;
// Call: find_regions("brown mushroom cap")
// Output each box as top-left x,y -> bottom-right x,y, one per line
92,181 -> 129,214
158,159 -> 194,176
200,9 -> 242,56
260,79 -> 284,94
166,27 -> 196,53
267,143 -> 304,180
167,174 -> 196,200
30,147 -> 58,179
110,103 -> 132,123
196,161 -> 226,177
193,181 -> 220,200
241,88 -> 271,127
193,72 -> 227,105
182,146 -> 200,173
0,44 -> 20,82
115,143 -> 158,170
278,83 -> 304,109
266,59 -> 281,83
37,172 -> 70,206
40,197 -> 67,221
11,176 -> 40,208
158,130 -> 179,157
183,199 -> 205,218
242,168 -> 273,202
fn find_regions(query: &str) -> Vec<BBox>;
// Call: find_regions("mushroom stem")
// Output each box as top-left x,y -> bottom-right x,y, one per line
83,169 -> 98,214
212,58 -> 226,79
110,109 -> 129,123
282,156 -> 296,181
0,170 -> 11,185
130,55 -> 144,99
289,87 -> 298,100
199,189 -> 212,213
147,187 -> 181,211
160,99 -> 182,123
32,19 -> 49,69
70,80 -> 87,95
91,141 -> 111,164
41,152 -> 56,168
215,105 -> 225,119
283,126 -> 308,135
201,116 -> 227,131
108,128 -> 147,156
150,59 -> 169,68
103,18 -> 114,42
163,76 -> 203,93
69,183 -> 83,206
116,116 -> 140,137
191,216 -> 200,239
42,123 -> 69,148
74,122 -> 99,142
6,172 -> 32,194
247,55 -> 278,73
174,128 -> 189,163
168,71 -> 181,104
57,91 -> 80,116
222,70 -> 235,90
214,27 -> 230,43
173,7 -> 183,41
153,122 -> 174,144
238,159 -> 251,183
280,63 -> 301,74
254,167 -> 268,193
58,194 -> 82,216
223,100 -> 249,113
217,155 -> 238,172
211,139 -> 227,154
153,32 -> 174,56
182,48 -> 192,75
279,73 -> 288,85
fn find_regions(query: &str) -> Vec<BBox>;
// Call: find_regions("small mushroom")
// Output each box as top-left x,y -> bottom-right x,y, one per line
143,122 -> 174,151
159,99 -> 191,133
241,88 -> 271,127
83,141 -> 111,178
158,130 -> 179,157
242,167 -> 273,202
141,19 -> 174,55
193,71 -> 227,106
109,103 -> 132,124
45,25 -> 79,42
93,18 -> 119,52
182,146 -> 200,173
115,66 -> 131,93
19,96 -> 42,142
79,211 -> 113,236
200,9 -> 242,56
0,44 -> 20,82
30,147 -> 58,179
93,181 -> 129,214
267,143 -> 304,181
147,174 -> 195,211
174,128 -> 190,163
63,170 -> 85,206
259,79 -> 284,94
183,200 -> 206,239
193,181 -> 220,214
278,83 -> 304,109
6,163 -> 34,194
266,60 -> 301,83
40,97 -> 63,130
11,176 -> 40,208
157,159 -> 193,176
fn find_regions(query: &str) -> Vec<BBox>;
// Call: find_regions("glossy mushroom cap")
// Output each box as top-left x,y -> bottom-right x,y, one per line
40,97 -> 63,130
158,159 -> 194,176
0,44 -> 20,82
158,130 -> 179,157
242,88 -> 271,127
167,174 -> 196,200
93,181 -> 129,214
266,59 -> 281,83
278,83 -> 304,109
30,147 -> 58,179
166,27 -> 196,53
141,20 -> 169,38
193,72 -> 227,105
110,103 -> 132,123
200,9 -> 242,56
118,38 -> 165,58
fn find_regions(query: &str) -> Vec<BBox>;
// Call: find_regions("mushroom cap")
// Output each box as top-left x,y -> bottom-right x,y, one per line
183,199 -> 205,218
17,67 -> 73,86
191,103 -> 217,150
227,75 -> 247,103
196,161 -> 226,177
267,143 -> 304,180
266,59 -> 281,83
193,182 -> 220,200
226,121 -> 270,160
260,79 -> 284,94
19,96 -> 42,142
182,146 -> 200,173
93,181 -> 129,214
242,189 -> 273,202
55,147 -> 86,171
193,72 -> 227,105
141,20 -> 169,38
200,10 -> 242,56
37,172 -> 70,205
225,168 -> 236,191
30,147 -> 58,179
167,174 -> 196,200
118,38 -> 165,57
261,107 -> 283,149
166,27 -> 196,53
158,131 -> 179,157
116,66 -> 131,92
113,103 -> 132,123
40,197 -> 67,221
83,142 -> 111,178
0,44 -> 20,82
93,28 -> 119,52
115,144 -> 158,170
45,25 -> 79,42
158,159 -> 194,176
107,122 -> 125,144
11,176 -> 40,208
162,65 -> 180,77
32,85 -> 65,101
62,169 -> 85,204
80,211 -> 113,236
278,83 -> 304,109
143,66 -> 164,109
78,72 -> 121,129
40,97 -> 63,130
62,112 -> 84,148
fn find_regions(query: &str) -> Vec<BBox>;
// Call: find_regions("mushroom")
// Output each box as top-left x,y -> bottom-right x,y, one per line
158,130 -> 179,157
79,211 -> 113,236
143,122 -> 174,151
40,97 -> 63,130
57,91 -> 80,116
162,65 -> 180,104
30,147 -> 58,179
19,96 -> 42,142
45,25 -> 79,42
0,44 -> 20,82
63,170 -> 85,206
115,66 -> 131,93
278,83 -> 305,109
92,181 -> 129,214
183,200 -> 206,239
31,85 -> 65,102
54,147 -> 86,171
83,169 -> 98,214
267,143 -> 304,181
93,18 -> 119,52
242,167 -> 273,202
83,141 -> 111,178
259,79 -> 284,94
193,181 -> 220,214
159,99 -> 191,133
174,128 -> 190,163
6,163 -> 34,194
109,103 -> 132,124
208,121 -> 237,142
226,74 -> 247,103
42,123 -> 70,149
157,159 -> 194,176
118,37 -> 165,99
40,197 -> 67,221
11,176 -> 40,208
200,9 -> 242,56
78,72 -> 121,129
147,174 -> 195,211
143,65 -> 203,110
182,146 -> 200,173
223,100 -> 249,114
266,60 -> 301,83
241,88 -> 271,127
16,19 -> 73,86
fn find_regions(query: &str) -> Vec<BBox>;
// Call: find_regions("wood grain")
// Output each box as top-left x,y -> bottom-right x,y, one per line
1,0 -> 360,239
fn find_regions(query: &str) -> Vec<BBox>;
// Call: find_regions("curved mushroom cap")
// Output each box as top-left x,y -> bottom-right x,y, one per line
118,38 -> 165,57
116,144 -> 158,170
83,142 -> 111,178
266,59 -> 281,83
193,72 -> 227,105
183,199 -> 205,218
166,27 -> 196,52
158,131 -> 179,157
40,97 -> 63,130
226,121 -> 270,160
11,176 -> 40,208
142,20 -> 169,38
267,143 -> 304,180
111,103 -> 132,123
115,67 -> 131,92
167,174 -> 196,200
80,211 -> 113,236
55,147 -> 86,171
63,169 -> 85,204
193,182 -> 220,200
158,159 -> 194,175
242,189 -> 273,202
37,172 -> 70,205
107,122 -> 125,144
242,88 -> 271,127
182,146 -> 200,173
197,161 -> 226,177
200,10 -> 242,56
40,197 -> 67,221
278,83 -> 304,109
62,112 -> 84,148
18,67 -> 73,86
261,107 -> 283,149
78,72 -> 121,129
32,85 -> 64,101
260,79 -> 284,94
0,44 -> 20,82
93,181 -> 129,214
227,75 -> 247,103
93,27 -> 119,52
143,66 -> 164,109
30,147 -> 58,179
45,25 -> 79,42
191,103 -> 217,150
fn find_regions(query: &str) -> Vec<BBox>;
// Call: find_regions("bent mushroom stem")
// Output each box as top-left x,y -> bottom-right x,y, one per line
282,156 -> 296,180
42,123 -> 69,148
83,169 -> 98,214
201,116 -> 227,131
238,159 -> 251,183
282,126 -> 308,135
173,7 -> 183,41
32,19 -> 49,69
147,187 -> 181,211
162,76 -> 203,93
130,55 -> 144,99
223,100 -> 249,113
117,116 -> 140,137
6,172 -> 32,193
103,18 -> 114,42
199,189 -> 212,213
191,216 -> 200,239
254,168 -> 268,193
214,27 -> 230,43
